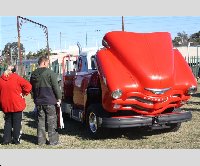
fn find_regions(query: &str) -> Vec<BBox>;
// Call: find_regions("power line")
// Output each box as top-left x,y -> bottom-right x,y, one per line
2,16 -> 200,53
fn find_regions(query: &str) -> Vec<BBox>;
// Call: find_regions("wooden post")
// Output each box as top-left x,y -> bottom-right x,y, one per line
17,16 -> 22,76
46,28 -> 50,61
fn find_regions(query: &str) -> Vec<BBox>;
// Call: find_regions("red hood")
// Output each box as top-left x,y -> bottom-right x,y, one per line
102,31 -> 174,90
96,31 -> 197,115
98,32 -> 177,93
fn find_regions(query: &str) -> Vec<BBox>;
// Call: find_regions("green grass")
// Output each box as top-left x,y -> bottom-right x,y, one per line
0,85 -> 200,149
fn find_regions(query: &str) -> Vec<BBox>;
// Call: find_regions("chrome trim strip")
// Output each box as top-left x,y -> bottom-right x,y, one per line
144,87 -> 171,95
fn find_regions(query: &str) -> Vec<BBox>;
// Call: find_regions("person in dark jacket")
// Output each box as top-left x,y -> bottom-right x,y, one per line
0,65 -> 32,145
30,56 -> 62,146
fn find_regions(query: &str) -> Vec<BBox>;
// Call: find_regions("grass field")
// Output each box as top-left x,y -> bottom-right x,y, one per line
0,84 -> 200,149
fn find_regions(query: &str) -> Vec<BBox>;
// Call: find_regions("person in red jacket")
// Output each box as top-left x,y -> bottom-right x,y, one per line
0,65 -> 32,145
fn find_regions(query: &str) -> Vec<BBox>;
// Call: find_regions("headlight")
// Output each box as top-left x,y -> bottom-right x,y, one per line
111,89 -> 122,99
187,86 -> 197,95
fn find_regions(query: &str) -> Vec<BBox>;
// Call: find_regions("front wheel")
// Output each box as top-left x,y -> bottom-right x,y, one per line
164,108 -> 182,132
86,104 -> 104,138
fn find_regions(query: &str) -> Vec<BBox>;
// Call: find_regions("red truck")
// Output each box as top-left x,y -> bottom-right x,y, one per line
62,31 -> 197,137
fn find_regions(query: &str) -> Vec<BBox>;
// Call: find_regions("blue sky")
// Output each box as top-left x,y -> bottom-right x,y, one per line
1,16 -> 200,53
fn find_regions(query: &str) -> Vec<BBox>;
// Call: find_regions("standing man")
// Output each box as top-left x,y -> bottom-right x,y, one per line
0,65 -> 32,145
30,56 -> 62,146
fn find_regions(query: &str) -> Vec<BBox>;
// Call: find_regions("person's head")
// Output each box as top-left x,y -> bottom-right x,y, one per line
38,56 -> 49,68
4,65 -> 16,77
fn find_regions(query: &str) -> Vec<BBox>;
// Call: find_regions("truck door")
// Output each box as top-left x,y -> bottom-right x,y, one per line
62,55 -> 78,101
73,56 -> 89,109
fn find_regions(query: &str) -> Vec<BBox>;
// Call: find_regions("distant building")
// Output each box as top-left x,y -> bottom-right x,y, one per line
50,45 -> 100,64
175,46 -> 200,62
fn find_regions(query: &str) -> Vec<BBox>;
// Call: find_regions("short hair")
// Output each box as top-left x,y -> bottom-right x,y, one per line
4,65 -> 15,76
38,56 -> 49,65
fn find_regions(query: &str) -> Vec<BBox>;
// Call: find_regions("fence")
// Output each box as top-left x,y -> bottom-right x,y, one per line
29,57 -> 200,80
0,56 -> 199,81
51,59 -> 62,82
16,60 -> 62,81
185,56 -> 200,78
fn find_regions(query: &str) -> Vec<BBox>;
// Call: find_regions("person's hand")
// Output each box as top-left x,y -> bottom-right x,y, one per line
57,99 -> 61,107
20,93 -> 24,98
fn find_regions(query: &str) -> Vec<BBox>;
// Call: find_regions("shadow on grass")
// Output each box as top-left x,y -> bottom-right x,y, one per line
58,118 -> 170,141
21,133 -> 38,144
23,111 -> 37,129
22,111 -> 178,141
0,129 -> 3,143
186,100 -> 200,106
183,107 -> 200,112
0,128 -> 37,145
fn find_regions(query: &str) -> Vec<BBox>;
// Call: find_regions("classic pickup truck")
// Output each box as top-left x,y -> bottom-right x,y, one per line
62,31 -> 197,137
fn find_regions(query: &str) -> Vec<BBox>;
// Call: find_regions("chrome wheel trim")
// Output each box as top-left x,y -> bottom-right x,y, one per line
89,112 -> 98,133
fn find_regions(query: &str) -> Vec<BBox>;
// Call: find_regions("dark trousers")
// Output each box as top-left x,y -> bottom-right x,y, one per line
3,112 -> 22,143
36,105 -> 58,145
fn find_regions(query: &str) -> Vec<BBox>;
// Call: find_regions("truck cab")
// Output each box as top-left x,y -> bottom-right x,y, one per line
62,50 -> 100,122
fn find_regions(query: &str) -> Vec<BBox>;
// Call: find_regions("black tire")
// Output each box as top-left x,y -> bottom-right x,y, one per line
164,108 -> 182,132
86,104 -> 104,138
165,122 -> 181,132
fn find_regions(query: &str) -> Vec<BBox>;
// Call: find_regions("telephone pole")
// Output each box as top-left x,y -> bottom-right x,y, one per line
86,32 -> 87,47
60,32 -> 62,52
122,16 -> 125,31
17,16 -> 22,75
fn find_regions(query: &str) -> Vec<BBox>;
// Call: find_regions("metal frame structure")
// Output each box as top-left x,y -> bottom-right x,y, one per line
17,16 -> 50,75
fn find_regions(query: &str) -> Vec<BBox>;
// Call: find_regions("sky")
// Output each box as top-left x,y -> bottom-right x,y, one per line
1,16 -> 200,53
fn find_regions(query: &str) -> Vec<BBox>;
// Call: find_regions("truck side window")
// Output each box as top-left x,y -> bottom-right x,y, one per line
77,56 -> 88,72
91,55 -> 96,70
77,58 -> 82,72
82,57 -> 88,72
73,60 -> 77,71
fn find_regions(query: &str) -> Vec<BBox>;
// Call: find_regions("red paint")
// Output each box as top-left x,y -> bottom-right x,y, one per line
96,31 -> 197,115
63,31 -> 197,126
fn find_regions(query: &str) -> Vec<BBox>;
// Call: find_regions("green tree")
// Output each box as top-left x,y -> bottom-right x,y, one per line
26,48 -> 51,59
35,48 -> 50,57
172,31 -> 189,47
189,31 -> 200,46
2,42 -> 25,65
26,51 -> 36,59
